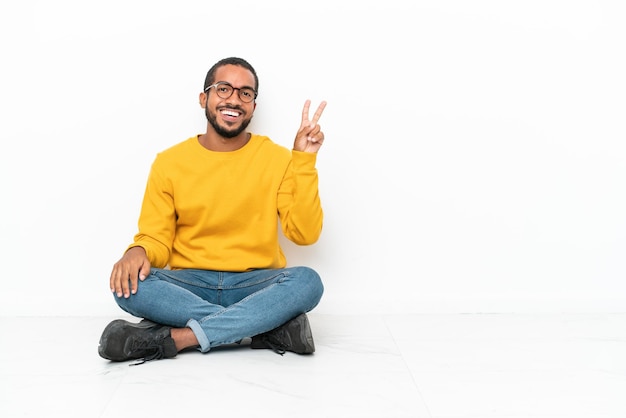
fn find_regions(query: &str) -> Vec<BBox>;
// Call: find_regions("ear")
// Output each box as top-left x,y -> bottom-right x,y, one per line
199,92 -> 207,108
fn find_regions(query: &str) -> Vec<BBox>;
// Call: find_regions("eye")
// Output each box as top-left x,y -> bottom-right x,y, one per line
240,89 -> 254,99
217,85 -> 232,94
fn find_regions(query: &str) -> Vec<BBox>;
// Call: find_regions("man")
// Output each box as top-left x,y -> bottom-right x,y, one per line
98,57 -> 327,364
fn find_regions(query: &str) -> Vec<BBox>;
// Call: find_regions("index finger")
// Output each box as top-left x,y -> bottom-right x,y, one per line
310,101 -> 327,125
301,100 -> 327,126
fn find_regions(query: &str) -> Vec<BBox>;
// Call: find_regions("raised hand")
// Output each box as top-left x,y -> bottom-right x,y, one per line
293,100 -> 327,153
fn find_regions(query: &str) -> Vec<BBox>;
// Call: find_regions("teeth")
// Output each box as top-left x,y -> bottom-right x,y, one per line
222,110 -> 239,117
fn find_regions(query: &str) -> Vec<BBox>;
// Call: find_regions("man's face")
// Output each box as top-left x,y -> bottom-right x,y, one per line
204,64 -> 256,138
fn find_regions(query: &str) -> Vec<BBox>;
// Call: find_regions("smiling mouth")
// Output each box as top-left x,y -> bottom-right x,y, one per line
220,108 -> 241,120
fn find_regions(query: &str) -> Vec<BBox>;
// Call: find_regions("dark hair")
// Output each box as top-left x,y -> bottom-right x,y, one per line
203,57 -> 259,95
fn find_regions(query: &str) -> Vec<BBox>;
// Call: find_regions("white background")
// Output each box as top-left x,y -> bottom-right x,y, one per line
1,0 -> 624,316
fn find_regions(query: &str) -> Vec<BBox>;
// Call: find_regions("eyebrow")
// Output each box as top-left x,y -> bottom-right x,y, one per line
216,81 -> 256,90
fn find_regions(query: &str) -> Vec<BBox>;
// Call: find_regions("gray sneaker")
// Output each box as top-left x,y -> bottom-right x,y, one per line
98,319 -> 177,365
250,313 -> 316,355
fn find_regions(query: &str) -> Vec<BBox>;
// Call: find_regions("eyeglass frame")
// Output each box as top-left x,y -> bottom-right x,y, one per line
204,81 -> 258,103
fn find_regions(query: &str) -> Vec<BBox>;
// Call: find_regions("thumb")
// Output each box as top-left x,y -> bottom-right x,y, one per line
139,264 -> 151,281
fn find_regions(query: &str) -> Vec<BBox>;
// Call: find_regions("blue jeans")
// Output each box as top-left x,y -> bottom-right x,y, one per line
113,266 -> 324,353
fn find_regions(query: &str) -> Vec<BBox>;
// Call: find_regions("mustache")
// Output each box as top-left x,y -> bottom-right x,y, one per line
219,104 -> 245,112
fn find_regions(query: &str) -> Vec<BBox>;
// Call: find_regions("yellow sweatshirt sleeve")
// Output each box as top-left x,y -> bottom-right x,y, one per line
277,150 -> 324,245
128,159 -> 176,268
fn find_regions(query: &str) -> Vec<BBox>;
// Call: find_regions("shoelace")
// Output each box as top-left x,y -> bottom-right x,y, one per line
129,338 -> 168,366
259,335 -> 287,356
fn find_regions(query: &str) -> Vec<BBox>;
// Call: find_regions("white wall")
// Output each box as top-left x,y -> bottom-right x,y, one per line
1,0 -> 624,316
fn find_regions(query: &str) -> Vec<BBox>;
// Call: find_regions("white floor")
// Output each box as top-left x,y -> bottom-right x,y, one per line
1,313 -> 625,418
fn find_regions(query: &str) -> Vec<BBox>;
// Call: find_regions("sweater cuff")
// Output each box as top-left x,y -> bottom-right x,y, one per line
291,150 -> 318,169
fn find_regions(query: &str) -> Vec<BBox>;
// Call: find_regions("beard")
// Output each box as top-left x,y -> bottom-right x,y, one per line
205,106 -> 253,138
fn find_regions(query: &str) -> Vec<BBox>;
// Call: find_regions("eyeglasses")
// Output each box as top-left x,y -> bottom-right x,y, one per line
204,82 -> 257,103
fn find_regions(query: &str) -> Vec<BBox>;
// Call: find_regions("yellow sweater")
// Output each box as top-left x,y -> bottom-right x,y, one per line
128,134 -> 323,271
